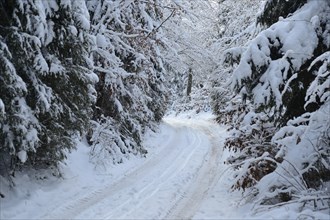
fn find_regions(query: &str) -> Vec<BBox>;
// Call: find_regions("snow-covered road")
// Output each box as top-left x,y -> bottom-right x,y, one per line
5,113 -> 321,220
44,116 -> 227,219
2,114 -> 235,220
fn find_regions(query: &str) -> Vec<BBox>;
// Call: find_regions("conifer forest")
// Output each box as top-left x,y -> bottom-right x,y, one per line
1,0 -> 329,219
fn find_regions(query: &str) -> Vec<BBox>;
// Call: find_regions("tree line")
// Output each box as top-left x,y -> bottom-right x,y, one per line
211,0 -> 330,210
0,0 -> 174,180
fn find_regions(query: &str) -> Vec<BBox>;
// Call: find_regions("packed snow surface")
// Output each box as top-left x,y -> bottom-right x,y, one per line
1,113 -> 326,219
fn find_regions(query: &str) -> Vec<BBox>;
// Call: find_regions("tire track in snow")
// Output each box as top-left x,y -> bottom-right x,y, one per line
40,124 -> 179,219
164,123 -> 227,219
41,117 -> 227,220
101,128 -> 200,219
113,128 -> 204,219
41,124 -> 199,219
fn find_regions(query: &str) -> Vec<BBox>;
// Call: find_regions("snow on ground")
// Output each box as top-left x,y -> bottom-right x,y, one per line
1,112 -> 326,219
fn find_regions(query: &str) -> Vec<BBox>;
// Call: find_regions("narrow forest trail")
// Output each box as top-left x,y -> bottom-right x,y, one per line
38,115 -> 229,219
2,114 -> 237,220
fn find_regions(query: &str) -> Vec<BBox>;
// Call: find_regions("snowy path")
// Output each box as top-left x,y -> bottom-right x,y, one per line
43,116 -> 227,219
2,114 -> 235,220
2,116 -> 327,220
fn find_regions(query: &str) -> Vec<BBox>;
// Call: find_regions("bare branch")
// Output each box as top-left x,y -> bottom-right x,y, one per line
145,9 -> 176,39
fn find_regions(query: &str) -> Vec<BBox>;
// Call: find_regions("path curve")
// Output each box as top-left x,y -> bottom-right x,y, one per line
42,116 -> 228,219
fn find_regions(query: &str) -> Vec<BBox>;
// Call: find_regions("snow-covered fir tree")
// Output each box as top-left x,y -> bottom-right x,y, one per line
213,0 -> 330,211
210,0 -> 263,123
0,0 -> 97,178
86,0 -> 169,166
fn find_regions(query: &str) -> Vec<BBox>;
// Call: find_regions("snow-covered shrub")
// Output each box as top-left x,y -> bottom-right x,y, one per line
225,110 -> 280,191
253,101 -> 330,210
86,0 -> 168,164
0,0 -> 96,178
88,116 -> 148,168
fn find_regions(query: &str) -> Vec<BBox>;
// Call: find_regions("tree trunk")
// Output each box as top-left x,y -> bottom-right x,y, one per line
186,68 -> 193,96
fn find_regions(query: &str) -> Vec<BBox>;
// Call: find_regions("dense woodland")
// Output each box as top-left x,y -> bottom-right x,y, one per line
1,0 -> 329,214
212,0 -> 330,209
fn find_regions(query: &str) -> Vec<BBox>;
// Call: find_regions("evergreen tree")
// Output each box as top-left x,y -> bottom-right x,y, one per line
86,0 -> 168,165
213,0 -> 330,207
210,0 -> 262,123
0,0 -> 97,178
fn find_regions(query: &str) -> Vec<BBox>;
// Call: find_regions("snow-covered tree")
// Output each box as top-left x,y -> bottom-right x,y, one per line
214,0 -> 330,211
86,0 -> 169,166
162,0 -> 220,114
210,0 -> 263,123
0,0 -> 97,178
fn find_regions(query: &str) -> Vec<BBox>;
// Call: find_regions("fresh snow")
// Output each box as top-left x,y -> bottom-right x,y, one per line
16,150 -> 27,164
2,113 -> 326,219
0,99 -> 4,114
1,113 -> 231,219
231,0 -> 328,108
